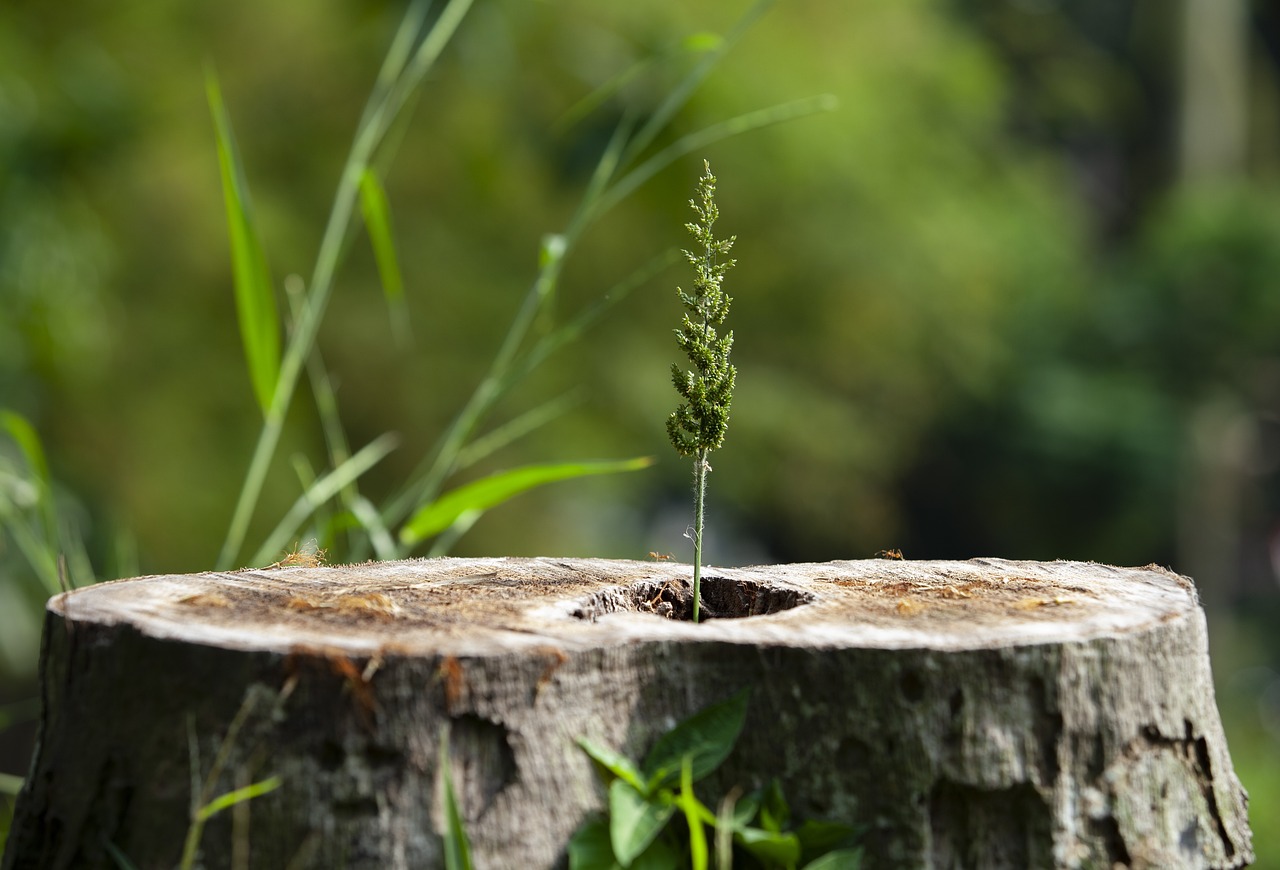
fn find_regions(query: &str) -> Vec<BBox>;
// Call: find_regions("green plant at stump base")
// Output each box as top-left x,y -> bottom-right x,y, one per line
667,160 -> 737,624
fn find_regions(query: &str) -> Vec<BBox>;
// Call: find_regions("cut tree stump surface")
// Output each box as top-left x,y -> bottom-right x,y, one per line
4,557 -> 1255,869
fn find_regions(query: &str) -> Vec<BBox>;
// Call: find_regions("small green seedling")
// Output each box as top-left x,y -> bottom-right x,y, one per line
667,160 -> 737,623
569,690 -> 861,870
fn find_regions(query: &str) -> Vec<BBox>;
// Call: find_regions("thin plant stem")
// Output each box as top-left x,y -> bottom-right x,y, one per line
692,448 -> 708,623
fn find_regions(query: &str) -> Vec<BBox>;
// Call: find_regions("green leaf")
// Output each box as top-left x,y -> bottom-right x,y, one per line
0,773 -> 22,796
400,457 -> 653,546
206,69 -> 280,418
577,737 -> 647,793
758,779 -> 791,833
678,757 -> 708,870
731,790 -> 761,829
734,826 -> 802,866
629,838 -> 682,870
800,848 -> 863,870
439,731 -> 473,870
569,816 -> 622,870
642,688 -> 750,791
609,780 -> 673,868
358,167 -> 410,346
795,819 -> 860,861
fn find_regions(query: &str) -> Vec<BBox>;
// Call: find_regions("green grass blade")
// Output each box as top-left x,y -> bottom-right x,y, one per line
678,758 -> 708,870
715,790 -> 738,870
399,456 -> 653,547
503,249 -> 680,398
349,495 -> 399,561
439,730 -> 474,870
205,69 -> 281,417
195,776 -> 282,823
598,94 -> 838,222
180,776 -> 281,870
0,412 -> 50,492
618,0 -> 774,169
554,33 -> 721,137
453,392 -> 582,473
284,276 -> 361,522
358,167 -> 411,346
216,0 -> 472,569
251,433 -> 399,566
0,411 -> 56,538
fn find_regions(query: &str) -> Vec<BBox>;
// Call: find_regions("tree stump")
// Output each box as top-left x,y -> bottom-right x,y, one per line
2,557 -> 1254,869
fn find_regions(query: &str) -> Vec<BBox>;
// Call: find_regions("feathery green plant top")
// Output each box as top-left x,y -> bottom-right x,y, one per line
668,160 -> 736,623
667,160 -> 737,458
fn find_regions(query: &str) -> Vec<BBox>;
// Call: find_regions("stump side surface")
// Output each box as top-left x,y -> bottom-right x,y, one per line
5,558 -> 1254,870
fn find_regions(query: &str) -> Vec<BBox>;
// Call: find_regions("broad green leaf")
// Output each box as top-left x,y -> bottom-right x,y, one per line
801,848 -> 863,870
758,779 -> 791,833
400,457 -> 653,546
735,826 -> 801,866
206,69 -> 280,417
568,816 -> 621,870
577,737 -> 646,793
194,776 -> 281,822
642,688 -> 750,790
609,780 -> 673,868
795,819 -> 860,861
678,758 -> 708,870
440,731 -> 473,870
358,167 -> 410,346
630,837 -> 681,870
0,773 -> 22,795
731,790 -> 761,829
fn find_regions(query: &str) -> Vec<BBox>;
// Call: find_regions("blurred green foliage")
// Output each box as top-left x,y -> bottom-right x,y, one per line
2,0 -> 1280,861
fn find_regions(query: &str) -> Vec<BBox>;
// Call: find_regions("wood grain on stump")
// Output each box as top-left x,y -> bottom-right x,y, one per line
2,557 -> 1254,869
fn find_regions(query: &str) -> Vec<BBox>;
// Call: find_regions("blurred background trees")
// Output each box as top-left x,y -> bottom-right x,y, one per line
3,0 -> 1280,861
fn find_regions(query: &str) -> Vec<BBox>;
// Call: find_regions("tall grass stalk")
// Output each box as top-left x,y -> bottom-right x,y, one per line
193,0 -> 834,568
216,0 -> 474,569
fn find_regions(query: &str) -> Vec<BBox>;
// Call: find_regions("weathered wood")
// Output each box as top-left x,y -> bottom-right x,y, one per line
2,557 -> 1254,869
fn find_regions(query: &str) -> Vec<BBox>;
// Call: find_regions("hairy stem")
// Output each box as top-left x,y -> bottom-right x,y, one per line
692,447 -> 708,623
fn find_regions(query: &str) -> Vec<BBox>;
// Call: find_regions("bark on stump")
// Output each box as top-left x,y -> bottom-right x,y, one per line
2,557 -> 1254,869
